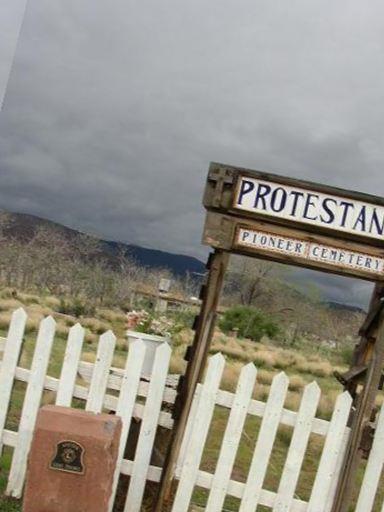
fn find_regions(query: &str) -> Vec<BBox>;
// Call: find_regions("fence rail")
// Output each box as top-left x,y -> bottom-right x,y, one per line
0,309 -> 384,511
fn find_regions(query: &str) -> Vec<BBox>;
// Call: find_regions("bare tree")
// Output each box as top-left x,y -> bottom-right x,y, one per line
226,255 -> 279,306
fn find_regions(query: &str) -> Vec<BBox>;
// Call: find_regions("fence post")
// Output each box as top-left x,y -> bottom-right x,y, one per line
153,249 -> 229,512
331,288 -> 384,512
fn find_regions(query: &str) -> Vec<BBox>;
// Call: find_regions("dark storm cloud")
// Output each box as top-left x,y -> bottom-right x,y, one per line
1,0 -> 384,306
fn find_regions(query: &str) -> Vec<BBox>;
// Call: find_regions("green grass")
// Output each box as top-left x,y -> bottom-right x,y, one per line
0,450 -> 21,512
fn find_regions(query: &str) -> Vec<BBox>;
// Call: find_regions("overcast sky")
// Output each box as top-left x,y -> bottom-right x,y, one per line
1,0 -> 384,307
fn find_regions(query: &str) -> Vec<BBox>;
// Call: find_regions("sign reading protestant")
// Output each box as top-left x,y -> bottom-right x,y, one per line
235,176 -> 384,243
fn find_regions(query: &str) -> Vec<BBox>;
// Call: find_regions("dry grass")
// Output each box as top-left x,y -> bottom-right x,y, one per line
81,352 -> 96,364
0,311 -> 12,330
296,360 -> 333,378
256,368 -> 275,385
317,390 -> 340,419
288,374 -> 307,391
54,322 -> 70,338
112,352 -> 128,369
212,343 -> 251,363
115,338 -> 128,352
43,296 -> 61,308
284,391 -> 302,412
80,317 -> 110,335
97,308 -> 126,323
0,299 -> 23,311
24,304 -> 54,320
221,362 -> 244,391
253,350 -> 278,368
253,383 -> 270,402
17,293 -> 41,305
84,332 -> 98,345
169,356 -> 186,375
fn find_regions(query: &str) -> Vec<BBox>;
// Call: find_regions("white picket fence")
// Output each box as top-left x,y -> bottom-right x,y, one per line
0,308 -> 174,511
0,308 -> 384,511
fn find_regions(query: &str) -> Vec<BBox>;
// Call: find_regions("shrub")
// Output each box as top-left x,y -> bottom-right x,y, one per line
58,298 -> 95,317
339,345 -> 354,365
167,308 -> 196,330
219,305 -> 280,342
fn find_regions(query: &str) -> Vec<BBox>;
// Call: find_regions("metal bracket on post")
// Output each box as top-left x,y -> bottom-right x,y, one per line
359,422 -> 376,458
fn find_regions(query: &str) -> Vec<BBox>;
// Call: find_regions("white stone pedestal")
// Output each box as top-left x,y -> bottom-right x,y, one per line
126,330 -> 171,378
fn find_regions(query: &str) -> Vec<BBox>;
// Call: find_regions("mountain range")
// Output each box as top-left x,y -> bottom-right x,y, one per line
0,212 -> 206,276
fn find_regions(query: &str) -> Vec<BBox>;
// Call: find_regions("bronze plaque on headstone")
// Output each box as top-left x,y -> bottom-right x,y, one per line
50,440 -> 85,474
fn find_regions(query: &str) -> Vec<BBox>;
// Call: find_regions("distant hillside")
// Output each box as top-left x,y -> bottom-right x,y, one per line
0,212 -> 205,277
326,301 -> 366,315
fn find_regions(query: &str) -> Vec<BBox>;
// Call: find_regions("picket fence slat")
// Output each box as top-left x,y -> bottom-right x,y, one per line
124,342 -> 171,512
85,331 -> 116,413
56,323 -> 84,407
239,372 -> 289,512
177,383 -> 202,472
0,308 -> 27,453
108,340 -> 147,512
6,316 -> 56,498
324,428 -> 350,512
355,401 -> 384,512
273,381 -> 321,512
206,363 -> 257,512
172,353 -> 226,512
307,391 -> 352,512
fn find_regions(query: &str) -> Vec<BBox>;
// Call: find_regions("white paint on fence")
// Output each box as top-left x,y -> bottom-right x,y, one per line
0,308 -> 26,453
108,339 -> 146,512
56,323 -> 84,407
355,402 -> 384,512
85,330 -> 116,413
176,383 -> 202,472
307,391 -> 353,512
273,381 -> 321,512
205,363 -> 257,512
239,372 -> 289,512
172,353 -> 226,512
124,342 -> 171,512
6,316 -> 56,498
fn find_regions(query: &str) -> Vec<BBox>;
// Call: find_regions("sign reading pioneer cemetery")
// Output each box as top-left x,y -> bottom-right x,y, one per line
236,226 -> 384,276
203,163 -> 384,281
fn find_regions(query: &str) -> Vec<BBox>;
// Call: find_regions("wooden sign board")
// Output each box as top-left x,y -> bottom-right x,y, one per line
203,212 -> 384,282
204,162 -> 384,249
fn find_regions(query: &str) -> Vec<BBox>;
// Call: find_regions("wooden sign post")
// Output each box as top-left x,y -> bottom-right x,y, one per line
154,162 -> 384,512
